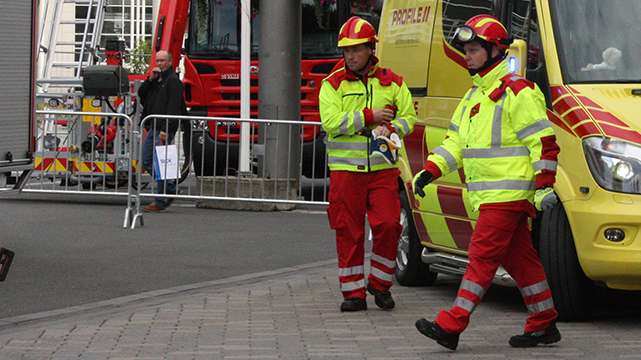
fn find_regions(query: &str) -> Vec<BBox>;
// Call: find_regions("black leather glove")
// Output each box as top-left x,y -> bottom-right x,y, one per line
412,170 -> 434,198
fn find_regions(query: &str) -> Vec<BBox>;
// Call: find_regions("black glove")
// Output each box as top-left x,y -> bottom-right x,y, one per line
412,170 -> 433,198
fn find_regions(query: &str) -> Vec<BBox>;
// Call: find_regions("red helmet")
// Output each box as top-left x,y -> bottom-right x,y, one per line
338,16 -> 378,48
454,15 -> 512,49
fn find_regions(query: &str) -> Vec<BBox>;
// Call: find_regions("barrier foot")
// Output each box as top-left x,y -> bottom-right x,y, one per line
131,213 -> 144,229
123,207 -> 132,228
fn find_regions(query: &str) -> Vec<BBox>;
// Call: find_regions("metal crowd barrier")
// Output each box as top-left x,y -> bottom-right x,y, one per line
30,109 -> 135,197
124,114 -> 330,229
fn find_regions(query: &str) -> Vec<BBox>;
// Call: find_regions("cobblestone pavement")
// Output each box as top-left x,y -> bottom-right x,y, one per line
0,260 -> 640,359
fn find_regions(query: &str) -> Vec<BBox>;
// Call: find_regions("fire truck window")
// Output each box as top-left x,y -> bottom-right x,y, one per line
188,0 -> 260,59
442,0 -> 494,52
302,0 -> 342,58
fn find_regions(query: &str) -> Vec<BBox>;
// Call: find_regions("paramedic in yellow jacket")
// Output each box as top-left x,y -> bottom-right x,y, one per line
320,16 -> 416,312
412,15 -> 561,350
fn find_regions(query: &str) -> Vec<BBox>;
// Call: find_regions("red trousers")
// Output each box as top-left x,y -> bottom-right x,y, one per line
327,169 -> 402,299
436,206 -> 558,333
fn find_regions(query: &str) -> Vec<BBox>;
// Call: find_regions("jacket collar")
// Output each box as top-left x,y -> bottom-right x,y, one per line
471,59 -> 510,92
159,66 -> 175,81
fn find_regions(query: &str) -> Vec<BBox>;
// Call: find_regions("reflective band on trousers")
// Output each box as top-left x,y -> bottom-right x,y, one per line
338,265 -> 364,277
460,279 -> 486,299
452,279 -> 486,313
341,279 -> 365,292
453,296 -> 478,313
519,280 -> 555,314
371,253 -> 396,268
519,280 -> 550,297
370,266 -> 394,282
527,298 -> 555,314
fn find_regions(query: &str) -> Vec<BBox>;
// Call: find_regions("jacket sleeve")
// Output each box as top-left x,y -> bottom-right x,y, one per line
166,77 -> 185,116
508,84 -> 560,188
137,77 -> 153,105
319,79 -> 368,137
389,81 -> 416,139
165,77 -> 185,134
423,98 -> 466,179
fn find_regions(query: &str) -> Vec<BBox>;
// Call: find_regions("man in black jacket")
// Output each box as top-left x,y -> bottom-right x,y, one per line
139,50 -> 186,212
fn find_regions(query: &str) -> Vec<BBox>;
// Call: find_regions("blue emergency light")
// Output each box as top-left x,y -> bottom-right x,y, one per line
509,57 -> 518,73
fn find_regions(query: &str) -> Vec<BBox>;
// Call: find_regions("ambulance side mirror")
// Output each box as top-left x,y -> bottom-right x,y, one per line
508,39 -> 528,77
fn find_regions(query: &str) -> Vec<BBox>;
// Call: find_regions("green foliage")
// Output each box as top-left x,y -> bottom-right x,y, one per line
124,38 -> 152,75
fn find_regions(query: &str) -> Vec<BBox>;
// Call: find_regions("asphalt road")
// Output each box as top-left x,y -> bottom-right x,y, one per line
3,188 -> 641,333
0,192 -> 336,318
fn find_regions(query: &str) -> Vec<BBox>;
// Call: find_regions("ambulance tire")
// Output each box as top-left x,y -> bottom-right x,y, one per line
394,187 -> 438,287
538,201 -> 595,321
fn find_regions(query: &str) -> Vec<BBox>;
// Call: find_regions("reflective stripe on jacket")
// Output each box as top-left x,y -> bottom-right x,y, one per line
319,57 -> 416,172
426,59 -> 558,211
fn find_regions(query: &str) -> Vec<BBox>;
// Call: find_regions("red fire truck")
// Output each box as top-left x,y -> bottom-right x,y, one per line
151,0 -> 369,177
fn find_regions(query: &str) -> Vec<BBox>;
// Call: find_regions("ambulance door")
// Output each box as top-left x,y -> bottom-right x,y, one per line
413,0 -> 494,252
377,0 -> 437,178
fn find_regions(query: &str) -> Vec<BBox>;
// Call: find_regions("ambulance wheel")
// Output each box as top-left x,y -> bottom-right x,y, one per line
538,201 -> 595,321
395,187 -> 437,286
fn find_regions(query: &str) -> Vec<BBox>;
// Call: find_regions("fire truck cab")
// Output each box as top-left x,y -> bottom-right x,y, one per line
376,0 -> 641,321
152,0 -> 373,178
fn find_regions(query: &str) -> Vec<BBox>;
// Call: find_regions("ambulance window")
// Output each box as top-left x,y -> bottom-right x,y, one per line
442,0 -> 494,50
508,0 -> 540,70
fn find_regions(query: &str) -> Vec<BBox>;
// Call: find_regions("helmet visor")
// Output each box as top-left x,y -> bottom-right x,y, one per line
454,25 -> 477,44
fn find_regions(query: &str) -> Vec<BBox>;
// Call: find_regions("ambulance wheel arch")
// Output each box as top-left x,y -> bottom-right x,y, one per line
395,183 -> 438,286
537,201 -> 596,321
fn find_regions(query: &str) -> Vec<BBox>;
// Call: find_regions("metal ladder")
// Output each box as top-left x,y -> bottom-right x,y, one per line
38,0 -> 107,92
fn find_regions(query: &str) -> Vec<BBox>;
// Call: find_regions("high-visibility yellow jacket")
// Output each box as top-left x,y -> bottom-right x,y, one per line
320,57 -> 417,172
424,59 -> 560,211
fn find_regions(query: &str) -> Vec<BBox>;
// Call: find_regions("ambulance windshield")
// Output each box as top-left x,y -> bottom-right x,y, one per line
187,0 -> 343,60
551,0 -> 641,84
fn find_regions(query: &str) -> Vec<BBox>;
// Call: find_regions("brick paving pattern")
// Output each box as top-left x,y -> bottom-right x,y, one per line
0,260 -> 640,359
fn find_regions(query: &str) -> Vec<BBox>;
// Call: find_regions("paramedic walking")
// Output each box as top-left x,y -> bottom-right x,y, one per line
412,15 -> 562,350
319,17 -> 417,312
139,50 -> 186,212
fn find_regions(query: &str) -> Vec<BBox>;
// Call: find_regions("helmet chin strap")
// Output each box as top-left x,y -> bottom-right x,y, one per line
468,42 -> 506,76
347,55 -> 373,75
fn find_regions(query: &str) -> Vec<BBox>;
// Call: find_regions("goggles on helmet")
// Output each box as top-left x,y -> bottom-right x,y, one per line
454,25 -> 477,44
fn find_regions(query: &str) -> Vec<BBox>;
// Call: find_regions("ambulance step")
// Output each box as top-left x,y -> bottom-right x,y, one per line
421,249 -> 516,287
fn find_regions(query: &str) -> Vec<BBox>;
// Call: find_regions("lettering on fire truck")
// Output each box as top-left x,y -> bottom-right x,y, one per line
221,65 -> 260,80
391,6 -> 431,25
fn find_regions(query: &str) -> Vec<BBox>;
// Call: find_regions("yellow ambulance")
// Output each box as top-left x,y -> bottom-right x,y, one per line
375,0 -> 641,321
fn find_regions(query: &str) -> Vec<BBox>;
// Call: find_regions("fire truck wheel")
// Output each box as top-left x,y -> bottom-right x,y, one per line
394,186 -> 438,286
538,201 -> 595,321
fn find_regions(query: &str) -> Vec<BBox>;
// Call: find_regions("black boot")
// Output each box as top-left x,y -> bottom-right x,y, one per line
415,318 -> 460,351
509,321 -> 561,347
340,297 -> 367,312
367,284 -> 395,310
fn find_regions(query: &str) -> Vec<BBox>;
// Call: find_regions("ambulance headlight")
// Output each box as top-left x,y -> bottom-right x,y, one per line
583,137 -> 641,194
